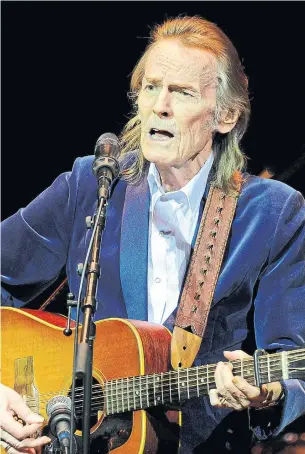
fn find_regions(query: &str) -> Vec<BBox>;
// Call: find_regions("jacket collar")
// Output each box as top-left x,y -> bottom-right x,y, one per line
120,175 -> 150,320
119,152 -> 217,321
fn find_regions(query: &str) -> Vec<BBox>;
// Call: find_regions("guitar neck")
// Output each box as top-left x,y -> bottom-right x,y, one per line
105,348 -> 305,415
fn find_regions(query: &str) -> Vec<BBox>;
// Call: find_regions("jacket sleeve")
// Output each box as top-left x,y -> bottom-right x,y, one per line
1,157 -> 84,307
250,188 -> 305,439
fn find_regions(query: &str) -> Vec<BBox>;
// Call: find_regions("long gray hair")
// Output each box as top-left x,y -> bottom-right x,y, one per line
119,15 -> 250,193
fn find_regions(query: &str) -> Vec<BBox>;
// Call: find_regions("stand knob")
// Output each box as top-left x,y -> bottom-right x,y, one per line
63,293 -> 77,337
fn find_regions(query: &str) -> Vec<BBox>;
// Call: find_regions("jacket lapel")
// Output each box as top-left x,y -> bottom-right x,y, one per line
120,178 -> 150,320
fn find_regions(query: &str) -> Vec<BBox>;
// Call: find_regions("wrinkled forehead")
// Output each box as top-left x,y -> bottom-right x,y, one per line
144,40 -> 218,89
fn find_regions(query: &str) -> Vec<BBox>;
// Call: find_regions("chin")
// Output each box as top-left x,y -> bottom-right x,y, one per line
142,152 -> 174,167
141,143 -> 177,166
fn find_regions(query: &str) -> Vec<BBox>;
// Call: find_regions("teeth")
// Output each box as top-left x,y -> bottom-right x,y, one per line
150,128 -> 174,138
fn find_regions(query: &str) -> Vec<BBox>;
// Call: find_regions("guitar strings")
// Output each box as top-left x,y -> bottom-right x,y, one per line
32,355 -> 303,402
70,376 -> 265,416
72,352 -> 303,418
31,359 -> 304,407
33,376 -> 295,417
33,351 -> 305,400
32,365 -> 290,412
33,349 -> 305,400
25,350 -> 305,412
32,348 -> 305,401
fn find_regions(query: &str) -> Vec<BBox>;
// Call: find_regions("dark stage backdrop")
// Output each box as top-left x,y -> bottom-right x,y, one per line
2,3 -> 305,448
2,1 -> 305,219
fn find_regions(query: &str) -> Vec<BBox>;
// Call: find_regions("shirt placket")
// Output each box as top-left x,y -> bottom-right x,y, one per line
151,196 -> 176,323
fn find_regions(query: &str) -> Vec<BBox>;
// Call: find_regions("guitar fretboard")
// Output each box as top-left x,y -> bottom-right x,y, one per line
104,348 -> 305,415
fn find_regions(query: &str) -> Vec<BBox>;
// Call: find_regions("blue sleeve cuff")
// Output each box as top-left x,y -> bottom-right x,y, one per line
249,379 -> 305,440
274,379 -> 305,436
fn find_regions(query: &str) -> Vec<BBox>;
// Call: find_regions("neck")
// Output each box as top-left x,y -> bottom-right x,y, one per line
156,143 -> 213,192
104,348 -> 305,416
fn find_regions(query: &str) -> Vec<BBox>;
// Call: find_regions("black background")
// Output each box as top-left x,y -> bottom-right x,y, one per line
2,5 -> 305,439
2,1 -> 305,221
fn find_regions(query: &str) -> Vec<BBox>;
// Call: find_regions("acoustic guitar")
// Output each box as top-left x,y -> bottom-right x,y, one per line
2,307 -> 305,453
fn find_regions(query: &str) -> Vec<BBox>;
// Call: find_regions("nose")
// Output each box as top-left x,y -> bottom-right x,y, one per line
153,88 -> 173,119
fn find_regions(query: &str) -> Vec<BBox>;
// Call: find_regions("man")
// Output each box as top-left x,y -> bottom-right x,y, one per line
1,15 -> 305,454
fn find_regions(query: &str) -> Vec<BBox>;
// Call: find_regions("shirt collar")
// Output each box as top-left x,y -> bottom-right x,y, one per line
147,151 -> 214,213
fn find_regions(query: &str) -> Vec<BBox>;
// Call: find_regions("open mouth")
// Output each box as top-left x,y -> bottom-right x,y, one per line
149,128 -> 174,139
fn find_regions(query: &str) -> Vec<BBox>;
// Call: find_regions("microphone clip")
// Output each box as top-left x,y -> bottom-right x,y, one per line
92,156 -> 120,200
92,155 -> 120,179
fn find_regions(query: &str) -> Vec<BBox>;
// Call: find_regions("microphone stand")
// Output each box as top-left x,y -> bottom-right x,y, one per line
74,164 -> 117,454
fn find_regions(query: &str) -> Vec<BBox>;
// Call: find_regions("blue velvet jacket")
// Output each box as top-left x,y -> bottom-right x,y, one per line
2,155 -> 305,453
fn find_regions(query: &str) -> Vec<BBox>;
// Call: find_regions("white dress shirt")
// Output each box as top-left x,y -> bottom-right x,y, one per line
147,152 -> 214,324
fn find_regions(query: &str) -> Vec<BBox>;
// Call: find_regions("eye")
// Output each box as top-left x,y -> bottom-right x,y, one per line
180,90 -> 194,98
171,87 -> 195,98
144,84 -> 157,92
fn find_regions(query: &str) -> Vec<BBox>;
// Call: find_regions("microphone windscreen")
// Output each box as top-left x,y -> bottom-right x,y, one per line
94,133 -> 120,159
46,395 -> 72,417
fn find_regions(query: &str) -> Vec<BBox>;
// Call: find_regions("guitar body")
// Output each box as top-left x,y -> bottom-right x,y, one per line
1,308 -> 180,453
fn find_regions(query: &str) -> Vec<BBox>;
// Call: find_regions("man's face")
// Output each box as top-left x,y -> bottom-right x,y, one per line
138,39 -> 219,169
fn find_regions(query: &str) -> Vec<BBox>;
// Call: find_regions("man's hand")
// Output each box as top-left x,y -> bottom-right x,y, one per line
209,350 -> 283,411
0,384 -> 51,453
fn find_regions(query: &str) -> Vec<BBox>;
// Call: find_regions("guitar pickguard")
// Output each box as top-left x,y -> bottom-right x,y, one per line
14,356 -> 39,414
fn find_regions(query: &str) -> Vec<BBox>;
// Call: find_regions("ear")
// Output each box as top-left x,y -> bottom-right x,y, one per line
217,109 -> 240,134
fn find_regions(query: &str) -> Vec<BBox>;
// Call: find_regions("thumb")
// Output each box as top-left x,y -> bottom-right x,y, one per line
11,398 -> 44,424
5,386 -> 45,425
25,413 -> 45,424
223,350 -> 252,361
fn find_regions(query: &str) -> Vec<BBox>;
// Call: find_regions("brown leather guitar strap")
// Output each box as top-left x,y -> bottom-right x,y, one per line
171,176 -> 242,369
39,277 -> 68,310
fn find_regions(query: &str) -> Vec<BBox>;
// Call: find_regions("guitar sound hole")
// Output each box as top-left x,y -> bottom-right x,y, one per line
68,377 -> 103,430
96,413 -> 133,451
67,378 -> 133,452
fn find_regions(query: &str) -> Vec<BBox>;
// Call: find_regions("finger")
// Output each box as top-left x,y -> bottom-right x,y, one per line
1,429 -> 51,450
0,440 -> 19,454
223,350 -> 252,361
0,439 -> 31,454
17,436 -> 51,449
214,362 -> 231,402
214,362 -> 240,409
0,443 -> 35,454
232,376 -> 262,402
8,395 -> 44,425
0,417 -> 43,440
16,450 -> 36,454
218,362 -> 249,409
209,389 -> 225,408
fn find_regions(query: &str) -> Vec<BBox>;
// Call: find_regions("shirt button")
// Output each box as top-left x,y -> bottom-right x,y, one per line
159,230 -> 171,236
155,277 -> 161,283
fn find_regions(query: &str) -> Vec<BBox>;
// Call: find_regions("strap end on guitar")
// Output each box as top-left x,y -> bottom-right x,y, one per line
171,326 -> 202,370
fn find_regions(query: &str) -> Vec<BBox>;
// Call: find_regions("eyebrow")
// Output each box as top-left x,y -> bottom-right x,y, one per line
144,76 -> 198,92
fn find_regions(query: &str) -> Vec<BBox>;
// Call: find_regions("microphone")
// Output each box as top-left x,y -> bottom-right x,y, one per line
46,395 -> 73,454
92,132 -> 120,200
